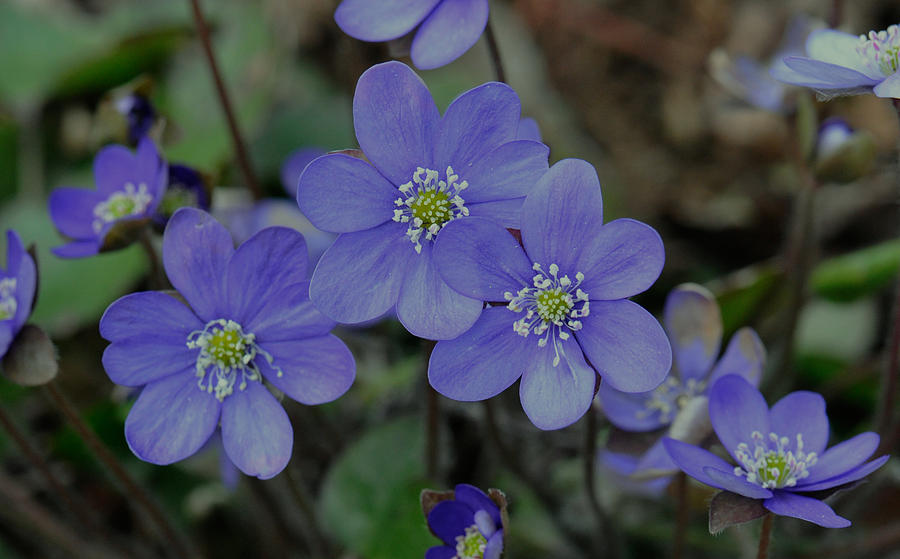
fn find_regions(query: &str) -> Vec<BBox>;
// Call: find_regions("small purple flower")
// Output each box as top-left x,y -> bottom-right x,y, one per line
115,93 -> 157,145
816,117 -> 854,159
99,208 -> 355,479
49,137 -> 167,258
281,148 -> 327,199
664,375 -> 889,528
334,0 -> 488,70
152,164 -> 210,229
0,231 -> 36,358
297,61 -> 549,340
426,484 -> 503,559
598,284 -> 765,473
771,24 -> 900,99
427,158 -> 671,430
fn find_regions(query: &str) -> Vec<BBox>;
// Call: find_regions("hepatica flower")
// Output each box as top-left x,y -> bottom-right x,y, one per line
0,231 -> 36,358
115,93 -> 157,145
428,158 -> 671,430
426,484 -> 503,559
99,208 -> 355,478
297,61 -> 549,340
772,24 -> 900,98
598,283 -> 765,473
49,137 -> 166,258
335,0 -> 488,70
664,375 -> 889,527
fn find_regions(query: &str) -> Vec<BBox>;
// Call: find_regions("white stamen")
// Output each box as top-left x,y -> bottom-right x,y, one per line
733,431 -> 818,489
92,182 -> 153,233
391,166 -> 469,254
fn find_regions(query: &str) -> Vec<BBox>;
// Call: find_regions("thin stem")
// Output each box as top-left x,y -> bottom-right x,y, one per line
138,228 -> 165,290
188,0 -> 262,200
828,0 -> 844,28
484,16 -> 507,84
757,514 -> 774,559
284,467 -> 333,558
424,340 -> 439,481
583,407 -> 621,559
673,472 -> 688,559
43,381 -> 197,559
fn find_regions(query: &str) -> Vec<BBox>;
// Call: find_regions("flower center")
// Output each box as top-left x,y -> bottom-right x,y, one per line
635,376 -> 706,423
504,263 -> 590,366
856,25 -> 900,77
159,185 -> 199,219
454,525 -> 487,559
186,319 -> 281,401
733,431 -> 818,489
92,182 -> 153,233
0,278 -> 17,321
392,166 -> 469,254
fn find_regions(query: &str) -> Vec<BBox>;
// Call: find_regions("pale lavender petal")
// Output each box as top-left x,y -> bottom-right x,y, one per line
517,117 -> 541,141
474,510 -> 495,538
709,375 -> 769,461
519,339 -> 597,430
163,208 -> 233,322
135,137 -> 167,202
428,501 -> 475,546
763,491 -> 850,528
484,531 -> 503,559
576,300 -> 671,393
521,159 -> 603,275
769,391 -> 828,455
462,140 -> 549,204
0,322 -> 13,358
703,467 -> 774,499
309,222 -> 413,324
796,455 -> 888,492
258,335 -> 355,405
663,284 -> 722,381
801,432 -> 880,485
48,187 -> 105,239
221,381 -> 293,479
434,82 -> 520,172
125,373 -> 221,465
432,217 -> 532,302
596,382 -> 664,431
466,199 -> 526,229
805,30 -> 877,78
429,307 -> 533,401
455,484 -> 500,525
396,243 -> 483,340
575,218 -> 665,300
296,154 -> 397,233
873,71 -> 900,98
634,437 -> 679,474
662,437 -> 734,490
707,327 -> 765,387
353,61 -> 439,185
410,0 -> 489,70
335,0 -> 440,42
247,281 -> 334,342
783,57 -> 880,88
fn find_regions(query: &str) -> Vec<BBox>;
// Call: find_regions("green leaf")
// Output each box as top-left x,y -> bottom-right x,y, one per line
707,263 -> 781,335
0,200 -> 148,337
320,417 -> 434,559
811,239 -> 900,302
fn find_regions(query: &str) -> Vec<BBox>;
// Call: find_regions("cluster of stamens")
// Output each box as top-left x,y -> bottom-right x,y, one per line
454,525 -> 487,559
636,376 -> 706,423
856,25 -> 900,77
186,319 -> 281,401
733,431 -> 817,489
0,278 -> 17,321
504,263 -> 589,366
392,166 -> 469,254
92,182 -> 153,233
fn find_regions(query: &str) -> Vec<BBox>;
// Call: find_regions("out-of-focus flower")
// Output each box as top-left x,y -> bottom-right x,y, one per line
281,148 -> 327,199
425,484 -> 504,559
598,284 -> 764,475
428,158 -> 670,430
49,138 -> 166,258
99,208 -> 355,479
334,0 -> 488,70
599,450 -> 671,497
152,164 -> 211,229
297,61 -> 548,340
710,16 -> 813,112
664,375 -> 889,528
813,117 -> 876,183
772,24 -> 900,99
0,231 -> 36,359
115,93 -> 157,145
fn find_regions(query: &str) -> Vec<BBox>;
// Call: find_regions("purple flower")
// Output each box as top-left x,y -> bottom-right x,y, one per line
598,284 -> 765,473
427,158 -> 671,430
281,148 -> 327,199
771,24 -> 900,99
297,61 -> 549,340
49,137 -> 167,258
0,231 -> 36,358
664,375 -> 889,528
99,208 -> 355,479
426,484 -> 503,559
152,164 -> 211,229
334,0 -> 488,70
115,93 -> 157,145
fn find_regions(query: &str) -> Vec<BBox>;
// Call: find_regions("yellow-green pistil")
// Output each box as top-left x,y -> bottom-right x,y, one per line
455,525 -> 487,559
393,166 -> 469,254
92,182 -> 153,233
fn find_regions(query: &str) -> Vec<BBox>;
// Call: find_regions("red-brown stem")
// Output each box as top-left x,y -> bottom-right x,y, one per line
484,16 -> 507,84
757,514 -> 774,559
188,0 -> 261,200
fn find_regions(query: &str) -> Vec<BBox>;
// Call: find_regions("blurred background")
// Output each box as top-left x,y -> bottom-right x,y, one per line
1,0 -> 900,557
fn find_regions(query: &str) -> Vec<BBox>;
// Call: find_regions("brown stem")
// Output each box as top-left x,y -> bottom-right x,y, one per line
757,514 -> 774,559
284,467 -> 334,558
138,228 -> 166,290
43,381 -> 197,559
673,472 -> 688,559
188,0 -> 261,200
484,16 -> 507,84
828,0 -> 844,28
